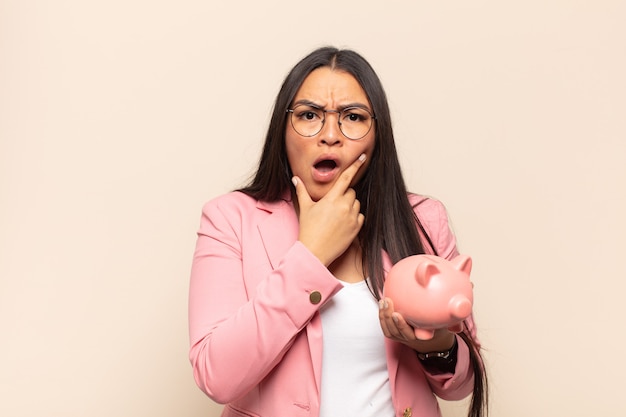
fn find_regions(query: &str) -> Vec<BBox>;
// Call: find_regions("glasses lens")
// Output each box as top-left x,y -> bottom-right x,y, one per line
290,105 -> 324,137
339,107 -> 374,140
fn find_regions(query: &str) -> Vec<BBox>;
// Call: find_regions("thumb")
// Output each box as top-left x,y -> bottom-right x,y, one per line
292,176 -> 313,209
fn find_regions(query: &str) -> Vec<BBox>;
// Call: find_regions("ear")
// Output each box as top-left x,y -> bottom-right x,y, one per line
451,255 -> 473,277
415,260 -> 440,287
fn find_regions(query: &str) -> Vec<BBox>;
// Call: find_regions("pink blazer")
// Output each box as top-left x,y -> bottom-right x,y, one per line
189,191 -> 477,417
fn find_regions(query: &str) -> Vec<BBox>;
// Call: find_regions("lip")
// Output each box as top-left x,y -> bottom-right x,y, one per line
311,154 -> 341,183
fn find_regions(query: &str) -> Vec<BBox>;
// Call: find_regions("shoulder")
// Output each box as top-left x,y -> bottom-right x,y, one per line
408,193 -> 449,220
196,192 -> 267,245
196,192 -> 252,236
408,193 -> 458,259
201,191 -> 258,215
200,191 -> 293,225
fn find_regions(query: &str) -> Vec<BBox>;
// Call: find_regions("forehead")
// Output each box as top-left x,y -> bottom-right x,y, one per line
293,67 -> 369,106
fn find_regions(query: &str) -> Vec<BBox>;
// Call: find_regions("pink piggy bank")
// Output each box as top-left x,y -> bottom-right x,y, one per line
383,254 -> 473,340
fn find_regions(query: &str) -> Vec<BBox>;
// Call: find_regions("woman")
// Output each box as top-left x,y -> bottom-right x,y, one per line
189,46 -> 487,417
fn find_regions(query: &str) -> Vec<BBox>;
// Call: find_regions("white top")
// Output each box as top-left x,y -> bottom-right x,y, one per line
319,280 -> 395,417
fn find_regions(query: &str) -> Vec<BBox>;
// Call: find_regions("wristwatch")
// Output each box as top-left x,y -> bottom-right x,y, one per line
417,349 -> 452,361
416,338 -> 457,361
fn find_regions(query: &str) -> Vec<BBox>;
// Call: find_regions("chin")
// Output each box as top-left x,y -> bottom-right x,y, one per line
308,188 -> 329,202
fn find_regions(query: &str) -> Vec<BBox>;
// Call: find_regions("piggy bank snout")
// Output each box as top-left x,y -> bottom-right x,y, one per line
449,295 -> 472,320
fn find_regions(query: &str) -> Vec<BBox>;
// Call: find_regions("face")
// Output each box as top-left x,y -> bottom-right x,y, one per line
285,67 -> 375,202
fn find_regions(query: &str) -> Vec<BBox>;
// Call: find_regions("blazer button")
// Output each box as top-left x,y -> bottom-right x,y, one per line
309,291 -> 322,305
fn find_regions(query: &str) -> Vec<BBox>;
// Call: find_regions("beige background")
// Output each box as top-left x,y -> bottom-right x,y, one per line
1,1 -> 625,416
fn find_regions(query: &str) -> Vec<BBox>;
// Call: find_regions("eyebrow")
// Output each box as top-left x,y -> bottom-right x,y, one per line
291,99 -> 372,112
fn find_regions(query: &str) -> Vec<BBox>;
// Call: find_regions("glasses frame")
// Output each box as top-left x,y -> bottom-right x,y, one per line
286,104 -> 376,141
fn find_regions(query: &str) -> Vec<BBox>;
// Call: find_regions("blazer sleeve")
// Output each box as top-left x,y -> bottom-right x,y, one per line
188,195 -> 342,403
411,195 -> 479,400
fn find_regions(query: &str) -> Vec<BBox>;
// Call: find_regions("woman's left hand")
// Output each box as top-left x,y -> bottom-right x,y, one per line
378,297 -> 456,353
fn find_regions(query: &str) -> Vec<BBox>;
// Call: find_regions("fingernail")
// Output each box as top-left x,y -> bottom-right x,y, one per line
291,177 -> 298,187
379,300 -> 384,310
359,153 -> 366,162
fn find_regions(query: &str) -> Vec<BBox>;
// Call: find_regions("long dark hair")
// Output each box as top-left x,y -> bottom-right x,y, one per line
239,46 -> 487,417
240,46 -> 424,294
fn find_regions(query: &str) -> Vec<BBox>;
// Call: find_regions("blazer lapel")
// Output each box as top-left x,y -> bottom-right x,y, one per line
382,250 -> 402,392
256,196 -> 325,396
256,197 -> 299,270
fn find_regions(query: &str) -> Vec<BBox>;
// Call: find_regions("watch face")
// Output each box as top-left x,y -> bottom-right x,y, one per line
418,349 -> 451,361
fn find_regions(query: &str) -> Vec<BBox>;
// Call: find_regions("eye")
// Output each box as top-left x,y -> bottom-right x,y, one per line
295,106 -> 323,122
342,108 -> 370,123
303,111 -> 318,121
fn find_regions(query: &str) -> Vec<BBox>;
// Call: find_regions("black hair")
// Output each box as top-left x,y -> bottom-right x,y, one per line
239,46 -> 488,417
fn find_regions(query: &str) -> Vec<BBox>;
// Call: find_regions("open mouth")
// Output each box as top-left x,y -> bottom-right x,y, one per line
314,159 -> 337,173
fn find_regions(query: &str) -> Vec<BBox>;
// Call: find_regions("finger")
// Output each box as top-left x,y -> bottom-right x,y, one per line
292,176 -> 313,209
378,299 -> 393,338
326,153 -> 367,198
357,213 -> 365,228
380,298 -> 417,342
391,313 -> 417,341
379,298 -> 403,340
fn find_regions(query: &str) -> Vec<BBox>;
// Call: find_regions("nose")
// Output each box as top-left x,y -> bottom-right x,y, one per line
318,111 -> 343,146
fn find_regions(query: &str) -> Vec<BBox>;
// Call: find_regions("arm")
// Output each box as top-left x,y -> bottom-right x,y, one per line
414,196 -> 480,399
380,196 -> 479,400
188,196 -> 342,403
190,158 -> 367,403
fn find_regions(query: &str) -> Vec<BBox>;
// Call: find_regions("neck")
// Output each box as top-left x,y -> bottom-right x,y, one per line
329,241 -> 365,283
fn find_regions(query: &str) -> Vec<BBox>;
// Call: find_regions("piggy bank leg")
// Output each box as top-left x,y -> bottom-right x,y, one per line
414,328 -> 436,340
447,322 -> 464,334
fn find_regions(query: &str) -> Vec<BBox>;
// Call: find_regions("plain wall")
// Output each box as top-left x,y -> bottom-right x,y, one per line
1,1 -> 625,416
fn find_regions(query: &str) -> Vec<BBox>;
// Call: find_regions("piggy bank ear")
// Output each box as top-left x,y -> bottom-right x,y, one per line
415,260 -> 440,288
451,255 -> 472,277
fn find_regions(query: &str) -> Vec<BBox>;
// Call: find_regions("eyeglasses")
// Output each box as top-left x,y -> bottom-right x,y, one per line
286,104 -> 375,140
